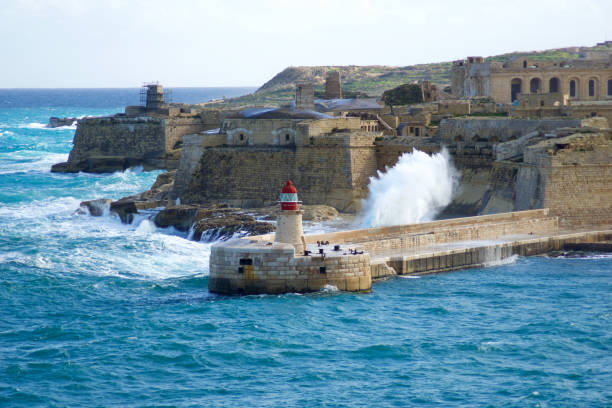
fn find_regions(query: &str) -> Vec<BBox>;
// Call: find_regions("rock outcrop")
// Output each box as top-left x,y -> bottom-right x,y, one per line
154,205 -> 275,241
48,117 -> 76,128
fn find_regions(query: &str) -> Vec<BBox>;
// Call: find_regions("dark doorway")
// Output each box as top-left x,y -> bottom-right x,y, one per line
511,78 -> 522,102
530,78 -> 541,93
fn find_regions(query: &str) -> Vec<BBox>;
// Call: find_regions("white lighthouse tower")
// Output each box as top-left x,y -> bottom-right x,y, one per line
275,181 -> 306,254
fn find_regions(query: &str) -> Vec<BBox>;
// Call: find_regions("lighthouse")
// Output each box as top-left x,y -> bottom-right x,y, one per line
275,181 -> 306,254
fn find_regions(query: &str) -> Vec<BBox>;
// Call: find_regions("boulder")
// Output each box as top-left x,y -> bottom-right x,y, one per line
193,213 -> 275,241
154,204 -> 275,240
79,199 -> 112,217
110,200 -> 138,224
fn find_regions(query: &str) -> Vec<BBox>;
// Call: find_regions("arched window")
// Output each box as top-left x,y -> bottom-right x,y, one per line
239,133 -> 244,141
523,60 -> 527,68
570,80 -> 577,98
549,77 -> 560,93
589,79 -> 595,97
530,78 -> 541,93
608,79 -> 612,96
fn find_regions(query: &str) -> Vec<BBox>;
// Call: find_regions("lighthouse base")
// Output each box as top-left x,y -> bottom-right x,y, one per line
209,239 -> 372,295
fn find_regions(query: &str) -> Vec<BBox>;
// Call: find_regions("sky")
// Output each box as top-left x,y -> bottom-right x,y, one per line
0,0 -> 610,88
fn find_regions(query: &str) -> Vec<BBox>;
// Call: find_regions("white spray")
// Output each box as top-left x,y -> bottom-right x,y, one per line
358,149 -> 459,228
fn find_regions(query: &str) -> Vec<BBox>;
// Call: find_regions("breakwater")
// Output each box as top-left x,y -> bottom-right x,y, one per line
210,208 -> 612,294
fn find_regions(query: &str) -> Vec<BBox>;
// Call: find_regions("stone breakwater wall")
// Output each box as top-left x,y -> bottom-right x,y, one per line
293,209 -> 557,254
183,133 -> 377,213
209,241 -> 371,295
209,209 -> 612,295
52,115 -> 218,173
384,230 -> 612,277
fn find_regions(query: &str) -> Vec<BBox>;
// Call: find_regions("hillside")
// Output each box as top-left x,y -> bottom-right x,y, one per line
205,42 -> 611,108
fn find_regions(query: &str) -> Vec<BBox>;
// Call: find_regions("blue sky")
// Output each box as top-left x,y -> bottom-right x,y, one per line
1,0 -> 610,88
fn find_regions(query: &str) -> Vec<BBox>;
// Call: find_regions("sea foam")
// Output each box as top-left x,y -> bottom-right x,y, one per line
358,149 -> 459,228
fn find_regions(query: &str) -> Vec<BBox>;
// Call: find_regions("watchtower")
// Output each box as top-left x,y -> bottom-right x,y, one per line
140,83 -> 165,111
295,83 -> 315,111
324,71 -> 342,99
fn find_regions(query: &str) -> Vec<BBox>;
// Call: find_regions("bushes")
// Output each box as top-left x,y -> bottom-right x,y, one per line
381,84 -> 423,106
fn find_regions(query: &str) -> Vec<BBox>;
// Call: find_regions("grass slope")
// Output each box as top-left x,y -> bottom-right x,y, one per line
206,43 -> 610,108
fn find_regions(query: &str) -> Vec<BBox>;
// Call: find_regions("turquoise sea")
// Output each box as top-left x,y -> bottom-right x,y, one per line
1,88 -> 611,407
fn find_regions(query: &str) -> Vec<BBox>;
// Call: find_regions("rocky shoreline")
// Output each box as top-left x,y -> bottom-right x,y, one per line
79,171 -> 340,241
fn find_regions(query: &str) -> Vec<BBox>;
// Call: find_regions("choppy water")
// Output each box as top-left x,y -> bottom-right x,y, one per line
1,89 -> 611,407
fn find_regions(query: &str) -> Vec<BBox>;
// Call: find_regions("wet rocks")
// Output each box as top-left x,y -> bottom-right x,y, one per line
192,212 -> 275,241
48,117 -> 76,128
79,199 -> 112,216
154,204 -> 275,241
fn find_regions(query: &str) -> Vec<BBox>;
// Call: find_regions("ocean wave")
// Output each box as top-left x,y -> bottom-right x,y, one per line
15,121 -> 77,130
18,122 -> 47,129
483,254 -> 519,267
0,151 -> 68,175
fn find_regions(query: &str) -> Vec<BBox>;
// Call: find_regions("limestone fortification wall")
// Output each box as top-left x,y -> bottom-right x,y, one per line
516,132 -> 612,228
53,113 -> 219,173
165,117 -> 216,152
173,133 -> 225,196
183,133 -> 377,212
63,116 -> 166,172
437,118 -> 581,143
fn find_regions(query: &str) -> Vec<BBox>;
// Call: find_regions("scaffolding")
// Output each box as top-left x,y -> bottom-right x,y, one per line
139,82 -> 172,107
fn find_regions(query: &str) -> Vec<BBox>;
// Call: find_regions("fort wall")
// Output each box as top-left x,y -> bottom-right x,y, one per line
516,131 -> 612,228
436,117 -> 581,143
182,133 -> 378,212
52,113 -> 219,173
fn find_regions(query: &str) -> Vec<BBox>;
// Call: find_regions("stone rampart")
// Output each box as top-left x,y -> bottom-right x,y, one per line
182,133 -> 378,212
52,113 -> 219,173
516,132 -> 612,228
437,118 -> 581,143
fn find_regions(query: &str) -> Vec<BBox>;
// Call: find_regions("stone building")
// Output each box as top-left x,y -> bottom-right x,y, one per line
452,55 -> 612,104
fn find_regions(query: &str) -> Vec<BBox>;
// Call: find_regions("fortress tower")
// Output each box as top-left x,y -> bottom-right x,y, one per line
295,83 -> 315,111
275,181 -> 306,253
145,84 -> 165,110
324,71 -> 342,99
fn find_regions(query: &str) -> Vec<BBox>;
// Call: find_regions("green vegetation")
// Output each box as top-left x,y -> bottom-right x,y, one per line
206,43 -> 610,108
381,84 -> 423,105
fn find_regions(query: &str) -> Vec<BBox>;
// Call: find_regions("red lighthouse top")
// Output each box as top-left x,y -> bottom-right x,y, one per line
280,181 -> 299,211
